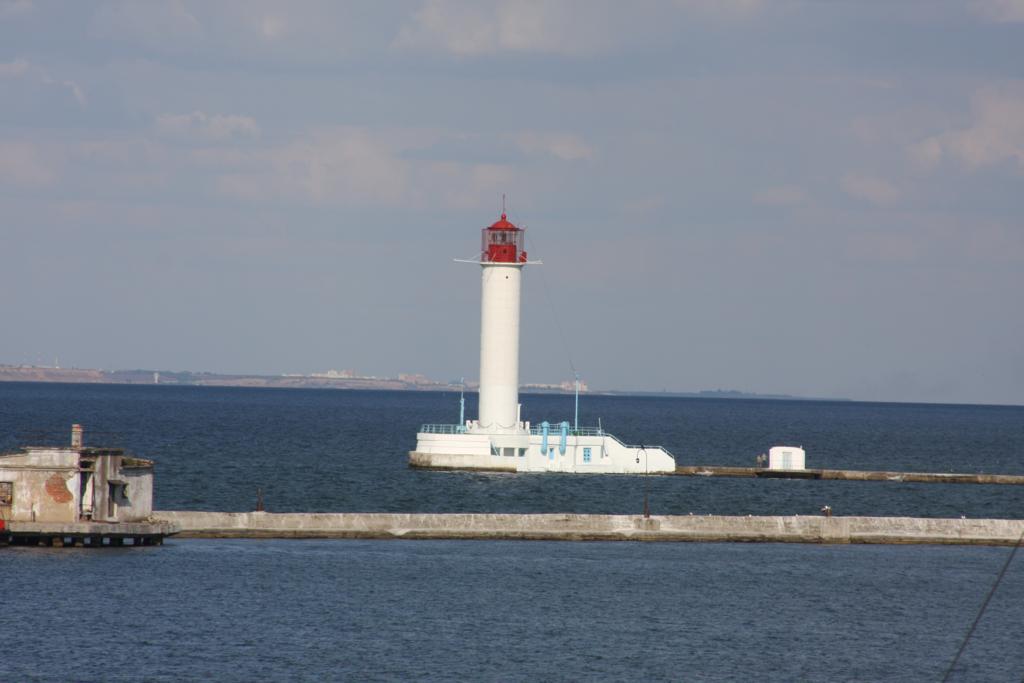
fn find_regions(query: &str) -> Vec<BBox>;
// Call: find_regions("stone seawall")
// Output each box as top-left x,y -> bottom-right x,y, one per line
154,511 -> 1024,546
675,465 -> 1024,485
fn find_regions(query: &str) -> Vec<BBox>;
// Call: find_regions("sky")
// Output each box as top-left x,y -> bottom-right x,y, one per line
1,0 -> 1023,405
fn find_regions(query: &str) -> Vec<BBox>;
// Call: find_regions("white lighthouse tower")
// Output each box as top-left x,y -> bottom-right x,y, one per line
477,211 -> 527,433
410,210 -> 676,474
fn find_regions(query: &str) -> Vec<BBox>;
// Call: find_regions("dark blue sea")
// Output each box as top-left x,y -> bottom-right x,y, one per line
2,383 -> 1023,517
2,383 -> 1023,681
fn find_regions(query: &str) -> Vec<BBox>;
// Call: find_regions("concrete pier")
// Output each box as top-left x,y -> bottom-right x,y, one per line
2,520 -> 179,547
407,459 -> 1024,485
675,465 -> 1024,485
153,511 -> 1024,547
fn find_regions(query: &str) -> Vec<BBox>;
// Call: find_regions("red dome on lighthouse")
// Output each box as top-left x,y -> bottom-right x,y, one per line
482,212 -> 527,263
489,213 -> 517,231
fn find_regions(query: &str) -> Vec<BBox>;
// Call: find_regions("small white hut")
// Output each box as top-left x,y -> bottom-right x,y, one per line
768,446 -> 806,471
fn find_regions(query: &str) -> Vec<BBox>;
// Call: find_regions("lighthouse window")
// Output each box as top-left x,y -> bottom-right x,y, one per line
583,448 -> 592,463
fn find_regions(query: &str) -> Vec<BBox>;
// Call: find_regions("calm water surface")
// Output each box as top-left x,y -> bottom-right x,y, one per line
2,383 -> 1023,681
1,382 -> 1022,518
2,539 -> 1023,682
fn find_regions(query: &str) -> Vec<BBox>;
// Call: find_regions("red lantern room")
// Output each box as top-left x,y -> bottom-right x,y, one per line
482,213 -> 527,263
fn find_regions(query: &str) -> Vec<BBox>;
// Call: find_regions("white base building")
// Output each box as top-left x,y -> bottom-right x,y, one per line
410,421 -> 676,474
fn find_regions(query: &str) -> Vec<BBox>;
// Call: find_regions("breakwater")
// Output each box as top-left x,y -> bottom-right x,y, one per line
675,465 -> 1024,485
2,520 -> 179,547
406,461 -> 1024,485
154,511 -> 1024,546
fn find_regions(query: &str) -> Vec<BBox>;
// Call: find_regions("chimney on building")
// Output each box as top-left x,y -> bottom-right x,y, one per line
71,424 -> 83,449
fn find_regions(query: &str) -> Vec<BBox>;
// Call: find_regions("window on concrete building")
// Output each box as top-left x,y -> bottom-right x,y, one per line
0,481 -> 13,506
583,447 -> 592,463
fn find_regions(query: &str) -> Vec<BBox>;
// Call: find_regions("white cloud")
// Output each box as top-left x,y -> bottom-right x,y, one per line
393,1 -> 768,57
911,86 -> 1024,172
0,58 -> 30,77
675,0 -> 764,19
752,185 -> 807,206
44,76 -> 86,106
0,125 -> 547,211
621,195 -> 667,215
845,215 -> 1024,266
91,0 -> 202,45
394,0 -> 619,56
263,128 -> 408,205
260,14 -> 286,40
0,57 -> 85,105
515,132 -> 594,161
969,0 -> 1024,22
88,2 -> 384,62
908,137 -> 943,168
841,174 -> 900,205
211,127 -> 513,210
0,141 -> 60,187
157,111 -> 260,141
412,160 -> 516,211
0,0 -> 33,18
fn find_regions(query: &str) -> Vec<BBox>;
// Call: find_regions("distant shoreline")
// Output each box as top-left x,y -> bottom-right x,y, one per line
594,389 -> 849,402
0,363 -> 845,401
0,364 -> 457,393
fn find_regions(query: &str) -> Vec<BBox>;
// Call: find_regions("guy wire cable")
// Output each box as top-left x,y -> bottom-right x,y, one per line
523,227 -> 577,381
940,526 -> 1024,682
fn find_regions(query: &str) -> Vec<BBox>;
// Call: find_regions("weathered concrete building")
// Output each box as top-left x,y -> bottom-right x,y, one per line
0,425 -> 154,525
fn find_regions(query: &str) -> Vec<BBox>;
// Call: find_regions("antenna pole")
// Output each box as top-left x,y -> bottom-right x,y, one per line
574,372 -> 580,432
459,378 -> 466,427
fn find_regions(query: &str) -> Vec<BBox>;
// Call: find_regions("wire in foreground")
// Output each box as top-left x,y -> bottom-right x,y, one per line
941,527 -> 1024,682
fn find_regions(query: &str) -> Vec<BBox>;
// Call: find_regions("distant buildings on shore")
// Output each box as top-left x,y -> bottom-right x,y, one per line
523,380 -> 589,393
0,364 -> 834,400
312,369 -> 357,379
0,364 -> 586,395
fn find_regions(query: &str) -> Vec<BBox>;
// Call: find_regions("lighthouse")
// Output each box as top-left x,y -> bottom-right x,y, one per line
478,211 -> 528,432
410,209 -> 677,474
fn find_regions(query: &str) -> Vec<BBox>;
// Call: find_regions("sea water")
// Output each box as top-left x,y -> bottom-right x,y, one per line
1,539 -> 1022,681
1,383 -> 1023,681
1,383 -> 1022,518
